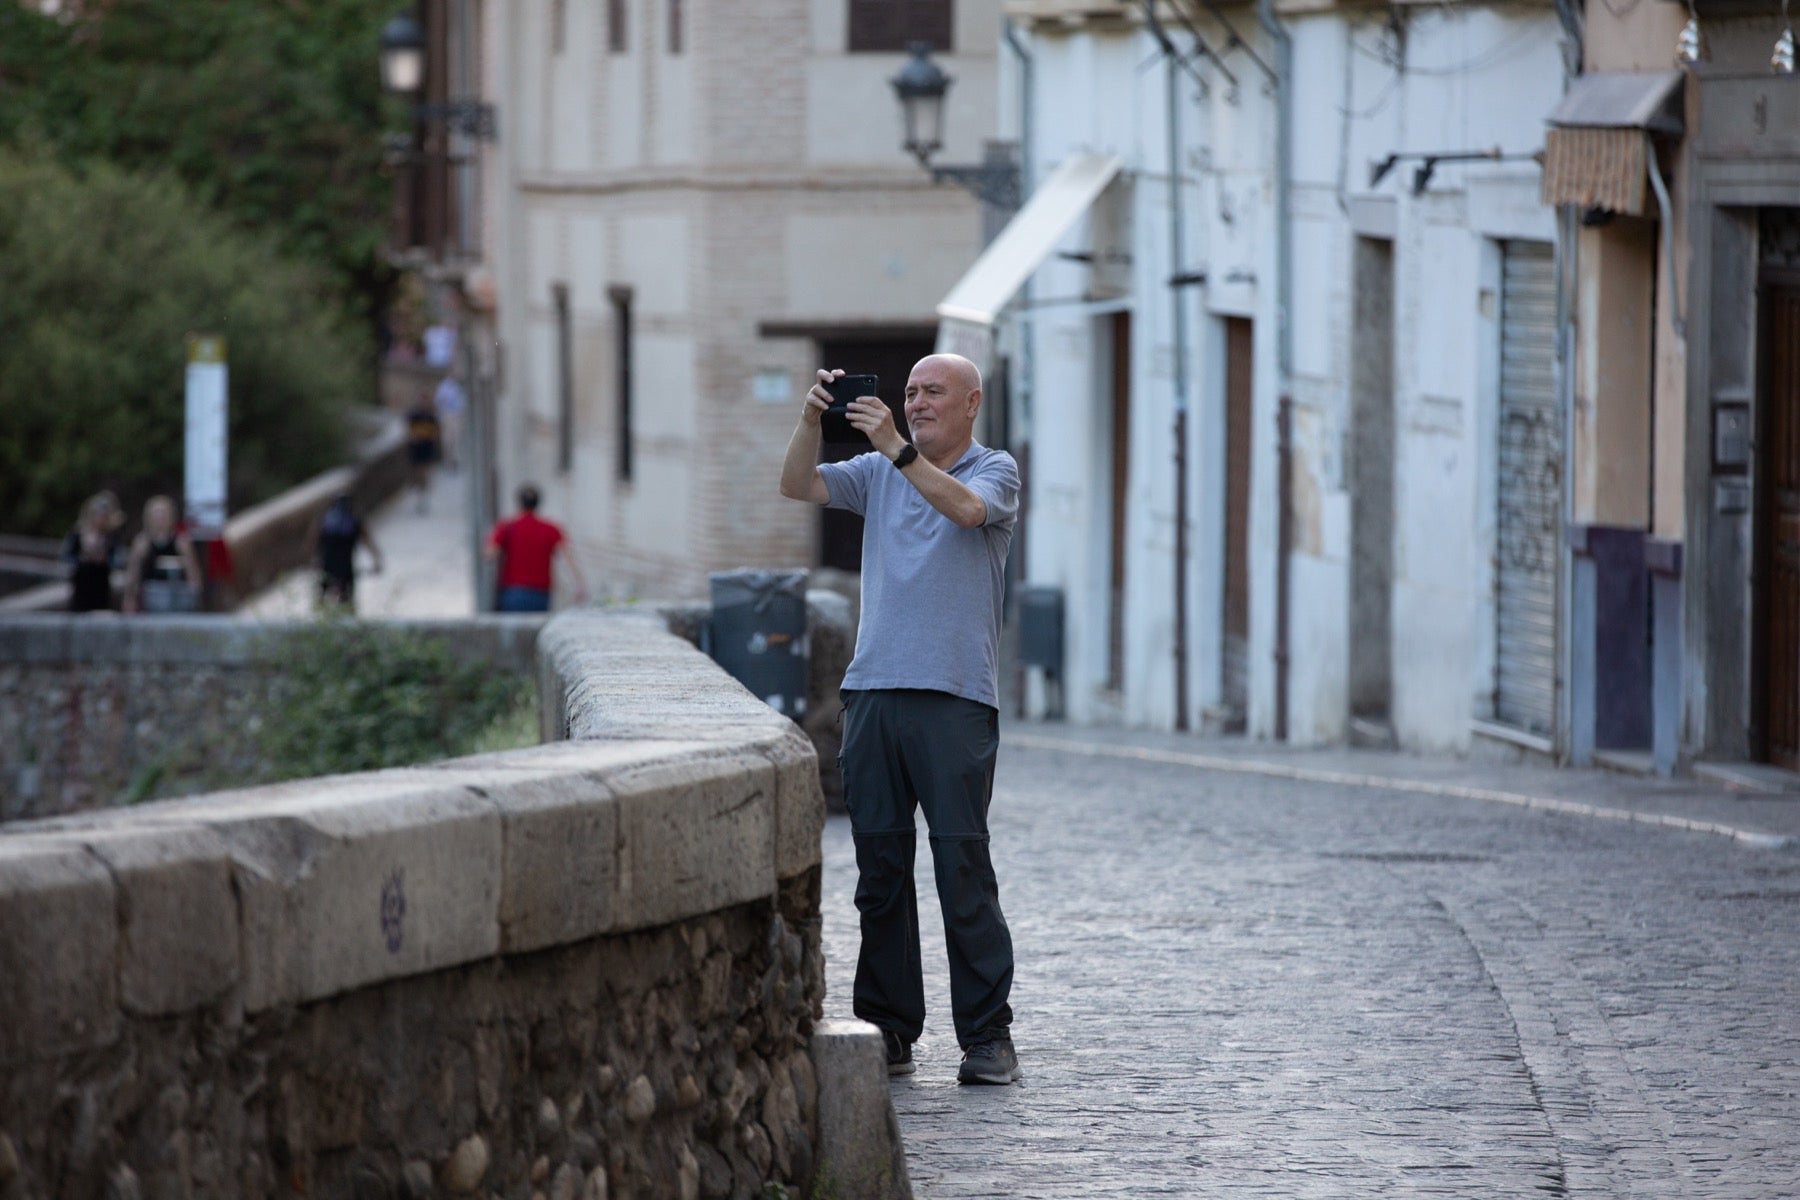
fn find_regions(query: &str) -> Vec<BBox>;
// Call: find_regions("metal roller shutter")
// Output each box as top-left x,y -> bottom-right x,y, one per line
1495,241 -> 1560,736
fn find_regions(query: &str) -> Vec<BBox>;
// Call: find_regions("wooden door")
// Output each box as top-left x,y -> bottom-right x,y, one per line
1222,317 -> 1253,727
1108,313 -> 1131,691
1756,286 -> 1800,768
1350,239 -> 1395,720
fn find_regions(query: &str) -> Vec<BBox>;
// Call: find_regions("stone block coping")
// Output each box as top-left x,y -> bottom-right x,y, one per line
0,609 -> 824,1065
0,613 -> 545,671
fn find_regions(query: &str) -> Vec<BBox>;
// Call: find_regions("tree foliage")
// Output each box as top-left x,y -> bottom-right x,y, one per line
0,0 -> 402,338
0,151 -> 362,535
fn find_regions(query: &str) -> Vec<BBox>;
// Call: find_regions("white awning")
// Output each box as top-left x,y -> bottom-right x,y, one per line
1546,70 -> 1683,134
935,152 -> 1123,328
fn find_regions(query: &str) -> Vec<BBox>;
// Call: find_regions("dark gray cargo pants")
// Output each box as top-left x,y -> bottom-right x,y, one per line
840,687 -> 1014,1049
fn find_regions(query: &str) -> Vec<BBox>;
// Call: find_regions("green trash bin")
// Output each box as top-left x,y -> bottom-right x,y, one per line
709,568 -> 809,720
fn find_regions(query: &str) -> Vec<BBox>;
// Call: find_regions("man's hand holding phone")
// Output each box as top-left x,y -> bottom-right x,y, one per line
844,394 -> 904,457
803,368 -> 843,428
806,367 -> 906,457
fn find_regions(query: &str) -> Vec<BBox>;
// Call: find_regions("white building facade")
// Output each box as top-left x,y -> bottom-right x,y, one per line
995,0 -> 1570,752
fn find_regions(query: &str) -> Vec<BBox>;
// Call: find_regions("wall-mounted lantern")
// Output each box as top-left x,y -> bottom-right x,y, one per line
378,11 -> 427,95
889,42 -> 1019,213
379,7 -> 496,140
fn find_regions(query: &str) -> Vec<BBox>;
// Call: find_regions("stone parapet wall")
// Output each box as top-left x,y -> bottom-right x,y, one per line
652,590 -> 855,812
0,610 -> 845,1200
0,616 -> 545,821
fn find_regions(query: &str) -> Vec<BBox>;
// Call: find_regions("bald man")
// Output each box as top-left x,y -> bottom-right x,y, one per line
779,354 -> 1023,1085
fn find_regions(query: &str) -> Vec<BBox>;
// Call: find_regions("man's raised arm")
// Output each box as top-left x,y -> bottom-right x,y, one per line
779,369 -> 839,505
842,396 -> 988,529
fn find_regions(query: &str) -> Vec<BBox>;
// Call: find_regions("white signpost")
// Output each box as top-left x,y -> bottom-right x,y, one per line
184,334 -> 229,537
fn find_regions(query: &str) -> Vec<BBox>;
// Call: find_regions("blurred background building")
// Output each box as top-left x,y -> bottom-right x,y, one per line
382,0 -> 1800,783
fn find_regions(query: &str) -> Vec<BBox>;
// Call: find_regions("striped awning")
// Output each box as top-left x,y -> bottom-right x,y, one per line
1540,71 -> 1682,216
1541,127 -> 1652,214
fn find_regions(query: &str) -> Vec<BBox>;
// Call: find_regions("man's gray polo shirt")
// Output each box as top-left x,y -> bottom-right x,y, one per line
819,441 -> 1020,710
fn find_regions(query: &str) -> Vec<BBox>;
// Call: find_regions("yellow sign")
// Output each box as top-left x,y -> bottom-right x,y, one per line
186,334 -> 227,365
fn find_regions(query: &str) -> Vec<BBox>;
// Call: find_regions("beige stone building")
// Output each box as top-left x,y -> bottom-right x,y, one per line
480,0 -> 999,600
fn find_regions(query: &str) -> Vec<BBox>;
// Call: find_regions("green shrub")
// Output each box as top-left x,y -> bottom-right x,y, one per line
0,150 -> 364,536
259,621 -> 534,781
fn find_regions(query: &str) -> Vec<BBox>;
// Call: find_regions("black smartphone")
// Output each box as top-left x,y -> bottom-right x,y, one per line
821,374 -> 881,446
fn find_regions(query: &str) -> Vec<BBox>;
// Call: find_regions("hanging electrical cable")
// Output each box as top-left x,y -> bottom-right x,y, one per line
1141,0 -> 1219,96
1166,1 -> 1240,96
1180,0 -> 1279,86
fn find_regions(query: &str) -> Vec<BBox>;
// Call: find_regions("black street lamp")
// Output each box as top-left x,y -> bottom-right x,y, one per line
378,11 -> 426,96
890,43 -> 1019,213
379,7 -> 496,141
892,42 -> 950,167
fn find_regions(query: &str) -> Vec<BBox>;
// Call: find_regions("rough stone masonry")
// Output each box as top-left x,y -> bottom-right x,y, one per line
0,610 -> 902,1200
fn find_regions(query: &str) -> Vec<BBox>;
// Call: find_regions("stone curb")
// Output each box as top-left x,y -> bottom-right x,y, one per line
1005,732 -> 1797,850
0,610 -> 826,1064
810,1020 -> 913,1200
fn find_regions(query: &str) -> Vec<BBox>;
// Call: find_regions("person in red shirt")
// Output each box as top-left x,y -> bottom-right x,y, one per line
485,484 -> 589,612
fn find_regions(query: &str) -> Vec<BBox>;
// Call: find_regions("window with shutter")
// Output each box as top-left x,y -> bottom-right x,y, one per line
847,0 -> 952,52
608,0 -> 628,53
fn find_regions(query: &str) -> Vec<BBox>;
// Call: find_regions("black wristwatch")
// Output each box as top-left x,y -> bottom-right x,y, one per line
890,443 -> 919,470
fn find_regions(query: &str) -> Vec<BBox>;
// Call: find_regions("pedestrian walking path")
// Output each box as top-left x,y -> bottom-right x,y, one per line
821,722 -> 1800,1198
237,467 -> 474,618
1006,724 -> 1800,849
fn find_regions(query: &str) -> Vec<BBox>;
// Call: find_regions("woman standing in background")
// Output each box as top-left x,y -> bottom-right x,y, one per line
61,491 -> 125,613
123,495 -> 202,613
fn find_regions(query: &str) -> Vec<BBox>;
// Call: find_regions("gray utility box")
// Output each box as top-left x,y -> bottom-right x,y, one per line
1018,585 -> 1065,677
709,568 -> 810,720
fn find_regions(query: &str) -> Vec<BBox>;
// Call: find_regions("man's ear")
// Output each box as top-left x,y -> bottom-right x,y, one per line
967,386 -> 983,418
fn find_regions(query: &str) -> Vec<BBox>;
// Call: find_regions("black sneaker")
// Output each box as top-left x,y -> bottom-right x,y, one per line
883,1030 -> 915,1076
957,1033 -> 1020,1085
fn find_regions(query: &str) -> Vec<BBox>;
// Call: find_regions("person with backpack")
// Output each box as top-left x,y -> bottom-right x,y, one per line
313,493 -> 383,611
404,394 -> 443,513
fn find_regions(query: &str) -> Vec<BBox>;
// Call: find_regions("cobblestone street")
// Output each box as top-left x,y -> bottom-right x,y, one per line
821,727 -> 1800,1198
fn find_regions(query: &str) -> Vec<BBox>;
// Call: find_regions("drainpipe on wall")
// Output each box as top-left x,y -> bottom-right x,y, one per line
1560,198 -> 1593,766
1004,20 -> 1034,226
1004,18 -> 1035,718
1167,44 -> 1193,733
1276,396 -> 1294,741
1001,23 -> 1034,483
1552,0 -> 1583,763
1257,0 -> 1294,741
